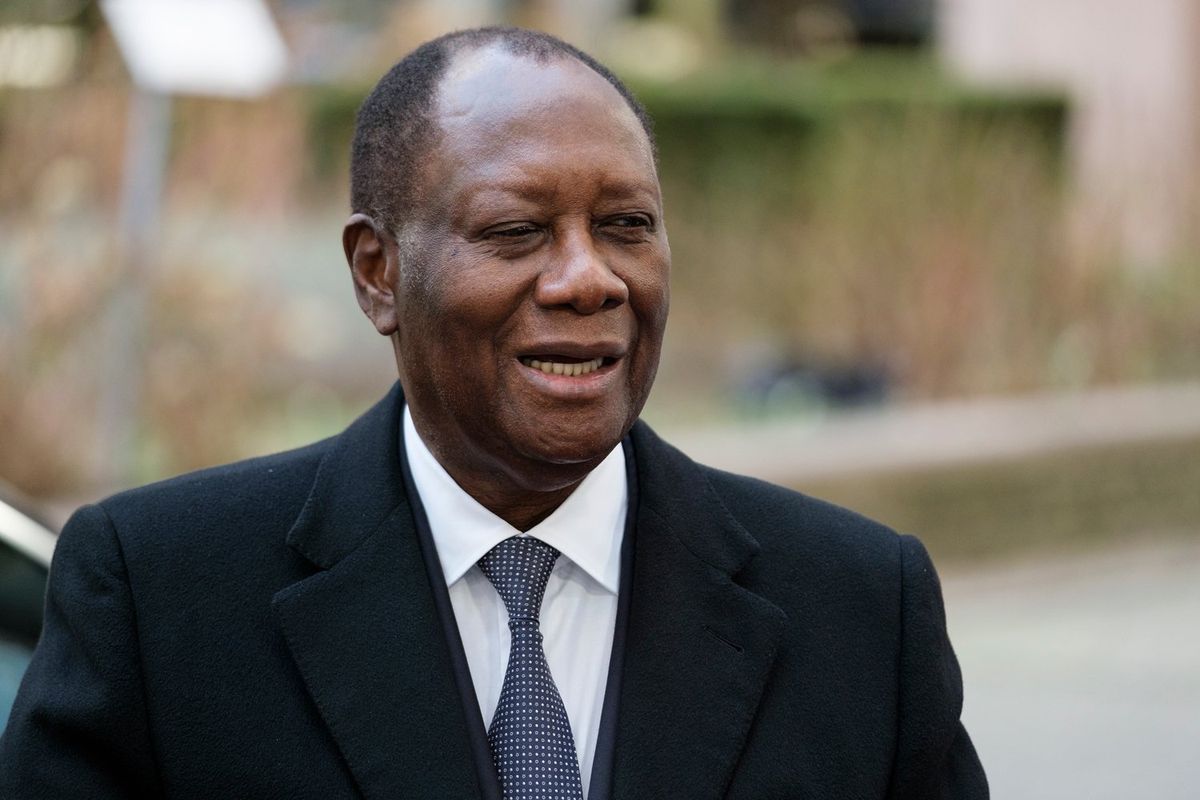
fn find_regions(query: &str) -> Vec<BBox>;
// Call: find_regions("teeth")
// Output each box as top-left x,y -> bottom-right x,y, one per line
521,357 -> 605,376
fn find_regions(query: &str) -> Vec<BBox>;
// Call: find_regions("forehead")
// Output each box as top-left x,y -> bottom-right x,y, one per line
424,46 -> 658,207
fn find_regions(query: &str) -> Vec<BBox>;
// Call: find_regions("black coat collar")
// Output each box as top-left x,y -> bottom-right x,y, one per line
614,422 -> 787,800
273,384 -> 786,799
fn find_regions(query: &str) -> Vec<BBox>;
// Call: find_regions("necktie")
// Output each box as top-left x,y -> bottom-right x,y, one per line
478,536 -> 585,800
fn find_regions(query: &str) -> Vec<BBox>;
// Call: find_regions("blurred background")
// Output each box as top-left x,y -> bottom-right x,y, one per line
1,0 -> 1197,796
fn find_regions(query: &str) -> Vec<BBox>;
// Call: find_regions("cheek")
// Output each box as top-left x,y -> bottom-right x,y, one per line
420,260 -> 528,338
629,260 -> 671,336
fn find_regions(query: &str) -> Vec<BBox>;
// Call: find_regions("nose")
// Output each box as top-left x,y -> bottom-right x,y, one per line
534,227 -> 628,314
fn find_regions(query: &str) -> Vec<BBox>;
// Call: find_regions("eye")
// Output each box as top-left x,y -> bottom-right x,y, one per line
598,214 -> 655,241
489,223 -> 540,238
607,214 -> 653,230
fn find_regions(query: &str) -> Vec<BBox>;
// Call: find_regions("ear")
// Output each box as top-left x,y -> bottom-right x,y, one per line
343,213 -> 400,336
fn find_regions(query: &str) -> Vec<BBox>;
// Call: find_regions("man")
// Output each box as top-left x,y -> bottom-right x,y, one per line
0,27 -> 987,799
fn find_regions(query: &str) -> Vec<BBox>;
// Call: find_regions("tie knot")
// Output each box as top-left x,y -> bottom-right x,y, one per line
477,536 -> 560,623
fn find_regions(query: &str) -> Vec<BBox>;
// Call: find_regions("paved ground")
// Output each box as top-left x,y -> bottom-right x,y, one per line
670,382 -> 1200,483
942,537 -> 1200,799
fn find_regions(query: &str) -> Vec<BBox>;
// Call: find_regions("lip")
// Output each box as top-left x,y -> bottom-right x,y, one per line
515,340 -> 627,362
514,351 -> 625,400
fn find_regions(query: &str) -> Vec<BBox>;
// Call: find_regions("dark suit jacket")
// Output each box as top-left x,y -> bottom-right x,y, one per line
0,384 -> 987,799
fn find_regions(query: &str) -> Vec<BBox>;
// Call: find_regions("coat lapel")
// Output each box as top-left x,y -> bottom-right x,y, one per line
268,385 -> 785,799
611,422 -> 787,800
271,384 -> 482,799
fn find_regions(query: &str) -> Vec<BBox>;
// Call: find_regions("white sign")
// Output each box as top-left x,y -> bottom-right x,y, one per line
100,0 -> 287,97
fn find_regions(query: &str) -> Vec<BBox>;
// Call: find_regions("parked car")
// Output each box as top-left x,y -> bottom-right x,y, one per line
0,488 -> 55,732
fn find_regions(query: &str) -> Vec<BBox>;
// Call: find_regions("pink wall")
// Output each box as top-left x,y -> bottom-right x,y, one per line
940,0 -> 1200,269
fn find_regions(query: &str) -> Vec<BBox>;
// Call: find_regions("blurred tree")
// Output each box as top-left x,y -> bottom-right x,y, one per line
724,0 -> 932,54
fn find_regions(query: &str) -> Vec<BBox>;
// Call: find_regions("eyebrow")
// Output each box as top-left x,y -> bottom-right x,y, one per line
459,178 -> 661,209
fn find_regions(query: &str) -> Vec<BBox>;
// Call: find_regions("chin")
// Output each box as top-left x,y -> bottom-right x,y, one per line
510,409 -> 630,468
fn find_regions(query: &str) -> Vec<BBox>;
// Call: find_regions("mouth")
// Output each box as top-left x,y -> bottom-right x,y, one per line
518,355 -> 615,377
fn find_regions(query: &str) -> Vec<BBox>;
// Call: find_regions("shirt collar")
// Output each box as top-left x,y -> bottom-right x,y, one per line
402,404 -> 626,594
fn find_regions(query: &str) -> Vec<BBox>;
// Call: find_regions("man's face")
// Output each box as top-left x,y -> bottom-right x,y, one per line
393,47 -> 670,489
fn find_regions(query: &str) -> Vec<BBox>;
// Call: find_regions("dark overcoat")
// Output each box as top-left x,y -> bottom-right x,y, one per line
0,384 -> 987,798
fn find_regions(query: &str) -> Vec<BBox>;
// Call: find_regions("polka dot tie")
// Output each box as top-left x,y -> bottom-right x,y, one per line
477,536 -> 585,800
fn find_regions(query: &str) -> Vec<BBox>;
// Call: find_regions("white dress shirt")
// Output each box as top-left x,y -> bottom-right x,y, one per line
402,406 -> 626,798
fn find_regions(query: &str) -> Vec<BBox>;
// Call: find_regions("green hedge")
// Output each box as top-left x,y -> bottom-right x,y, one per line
300,53 -> 1068,189
628,55 -> 1067,202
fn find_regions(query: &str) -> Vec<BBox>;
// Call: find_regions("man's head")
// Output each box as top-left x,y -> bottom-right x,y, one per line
349,27 -> 656,238
342,28 -> 670,522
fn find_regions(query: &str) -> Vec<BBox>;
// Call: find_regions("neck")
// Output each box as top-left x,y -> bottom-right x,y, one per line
406,408 -> 600,531
432,449 -> 594,531
461,479 -> 581,531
